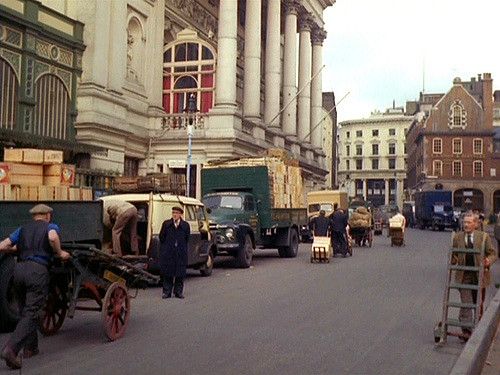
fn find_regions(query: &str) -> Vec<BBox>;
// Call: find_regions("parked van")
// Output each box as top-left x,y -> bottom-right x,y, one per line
100,193 -> 216,276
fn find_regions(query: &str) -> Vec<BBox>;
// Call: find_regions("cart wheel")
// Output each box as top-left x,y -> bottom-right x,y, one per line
40,284 -> 67,336
102,282 -> 130,341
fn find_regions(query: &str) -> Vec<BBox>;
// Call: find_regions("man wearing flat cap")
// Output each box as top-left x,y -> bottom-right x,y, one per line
159,206 -> 190,299
0,204 -> 70,370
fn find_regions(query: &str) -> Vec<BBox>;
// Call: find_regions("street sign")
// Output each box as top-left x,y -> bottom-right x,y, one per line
168,160 -> 185,168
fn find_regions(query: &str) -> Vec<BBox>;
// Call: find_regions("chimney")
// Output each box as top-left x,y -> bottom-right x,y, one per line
482,73 -> 493,128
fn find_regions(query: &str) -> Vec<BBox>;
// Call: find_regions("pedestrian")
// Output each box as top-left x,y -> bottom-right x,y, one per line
330,203 -> 349,257
0,204 -> 70,370
309,210 -> 330,237
159,206 -> 190,299
451,212 -> 497,341
103,200 -> 139,256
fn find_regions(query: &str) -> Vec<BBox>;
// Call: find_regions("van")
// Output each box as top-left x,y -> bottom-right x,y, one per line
100,193 -> 216,276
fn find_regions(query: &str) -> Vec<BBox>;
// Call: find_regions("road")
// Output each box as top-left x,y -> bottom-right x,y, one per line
1,228 -> 499,375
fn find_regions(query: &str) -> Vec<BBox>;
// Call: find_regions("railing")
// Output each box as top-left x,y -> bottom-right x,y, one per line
160,112 -> 206,131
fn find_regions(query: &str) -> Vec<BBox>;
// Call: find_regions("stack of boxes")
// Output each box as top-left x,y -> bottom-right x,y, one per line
205,149 -> 305,208
0,148 -> 92,201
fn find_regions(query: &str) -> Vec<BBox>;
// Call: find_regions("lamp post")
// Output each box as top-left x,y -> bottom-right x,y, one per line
186,93 -> 197,197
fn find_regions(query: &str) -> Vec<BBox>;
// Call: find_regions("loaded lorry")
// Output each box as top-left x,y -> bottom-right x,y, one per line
202,161 -> 307,268
414,190 -> 457,231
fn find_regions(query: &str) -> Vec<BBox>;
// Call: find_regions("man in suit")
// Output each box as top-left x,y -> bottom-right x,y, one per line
452,212 -> 497,341
159,206 -> 191,299
309,210 -> 330,237
330,204 -> 349,257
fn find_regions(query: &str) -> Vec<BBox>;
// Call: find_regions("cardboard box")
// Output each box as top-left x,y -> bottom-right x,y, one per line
0,163 -> 44,186
22,149 -> 44,164
43,164 -> 75,186
43,150 -> 64,164
3,149 -> 23,163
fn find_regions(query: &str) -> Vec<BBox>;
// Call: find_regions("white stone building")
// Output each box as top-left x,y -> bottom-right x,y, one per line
337,107 -> 413,208
40,0 -> 336,198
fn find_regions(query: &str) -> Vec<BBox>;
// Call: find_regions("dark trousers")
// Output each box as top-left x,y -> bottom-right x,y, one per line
332,231 -> 347,255
7,261 -> 49,355
163,277 -> 184,297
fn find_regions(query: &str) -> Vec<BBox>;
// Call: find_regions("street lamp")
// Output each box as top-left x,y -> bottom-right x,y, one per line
185,93 -> 197,197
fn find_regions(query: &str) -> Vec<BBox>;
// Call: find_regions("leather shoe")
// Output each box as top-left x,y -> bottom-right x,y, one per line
162,294 -> 172,299
1,346 -> 21,370
23,348 -> 39,358
174,294 -> 185,299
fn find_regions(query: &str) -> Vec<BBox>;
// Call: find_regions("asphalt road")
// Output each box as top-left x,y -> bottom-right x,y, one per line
1,228 -> 499,375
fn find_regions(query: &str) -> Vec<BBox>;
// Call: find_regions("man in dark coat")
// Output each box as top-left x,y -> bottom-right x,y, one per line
309,210 -> 330,237
330,204 -> 349,257
159,206 -> 190,299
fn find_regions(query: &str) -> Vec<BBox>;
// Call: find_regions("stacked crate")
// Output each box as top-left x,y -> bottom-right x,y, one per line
0,148 -> 92,201
205,152 -> 305,209
114,173 -> 186,195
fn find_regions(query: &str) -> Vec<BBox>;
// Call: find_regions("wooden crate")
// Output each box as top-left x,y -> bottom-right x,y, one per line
80,187 -> 93,201
54,186 -> 69,200
19,186 -> 39,201
68,187 -> 81,201
38,186 -> 55,200
22,149 -> 44,164
43,150 -> 64,164
3,148 -> 23,163
43,164 -> 75,186
0,184 -> 12,200
114,177 -> 138,192
0,163 -> 44,186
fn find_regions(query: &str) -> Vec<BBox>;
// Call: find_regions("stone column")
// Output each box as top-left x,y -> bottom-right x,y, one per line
310,27 -> 326,149
264,0 -> 281,127
397,178 -> 404,209
108,1 -> 126,93
215,0 -> 238,108
243,0 -> 261,120
297,13 -> 313,142
362,179 -> 367,200
385,179 -> 390,205
282,0 -> 299,136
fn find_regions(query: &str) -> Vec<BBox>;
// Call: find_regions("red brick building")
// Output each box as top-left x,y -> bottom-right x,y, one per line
406,73 -> 500,214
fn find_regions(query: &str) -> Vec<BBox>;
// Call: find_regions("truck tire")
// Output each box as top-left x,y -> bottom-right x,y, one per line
236,235 -> 253,268
199,248 -> 214,277
0,256 -> 19,332
278,229 -> 299,258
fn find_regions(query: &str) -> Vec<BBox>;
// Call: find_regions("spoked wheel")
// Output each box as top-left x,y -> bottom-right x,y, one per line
40,284 -> 67,336
102,282 -> 130,341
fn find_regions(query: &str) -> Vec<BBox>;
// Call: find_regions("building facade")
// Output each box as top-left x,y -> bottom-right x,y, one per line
337,106 -> 412,208
0,0 -> 87,156
38,0 -> 336,198
406,74 -> 500,215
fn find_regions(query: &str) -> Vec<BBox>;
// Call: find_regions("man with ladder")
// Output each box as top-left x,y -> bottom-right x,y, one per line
451,212 -> 497,341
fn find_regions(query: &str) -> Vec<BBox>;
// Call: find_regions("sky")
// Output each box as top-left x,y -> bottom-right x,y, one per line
322,0 -> 500,123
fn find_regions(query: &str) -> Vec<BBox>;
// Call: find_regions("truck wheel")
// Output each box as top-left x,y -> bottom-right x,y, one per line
236,235 -> 253,268
0,256 -> 20,332
199,249 -> 214,277
279,229 -> 299,258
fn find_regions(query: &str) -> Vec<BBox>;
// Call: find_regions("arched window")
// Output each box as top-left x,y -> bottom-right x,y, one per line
163,33 -> 215,114
34,74 -> 69,139
0,57 -> 19,130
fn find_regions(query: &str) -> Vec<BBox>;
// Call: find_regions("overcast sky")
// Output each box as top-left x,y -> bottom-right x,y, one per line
322,0 -> 500,122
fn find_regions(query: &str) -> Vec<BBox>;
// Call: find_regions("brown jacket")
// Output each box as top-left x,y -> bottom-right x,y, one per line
103,200 -> 136,228
451,231 -> 497,287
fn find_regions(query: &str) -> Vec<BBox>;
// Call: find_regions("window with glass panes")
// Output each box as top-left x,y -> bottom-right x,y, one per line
473,139 -> 483,154
389,128 -> 396,136
433,138 -> 442,153
473,161 -> 483,176
356,130 -> 362,137
388,143 -> 396,155
433,160 -> 442,176
346,145 -> 350,156
452,138 -> 462,154
346,160 -> 350,170
372,159 -> 379,170
372,144 -> 379,155
346,131 -> 350,138
452,161 -> 462,176
388,158 -> 396,169
372,129 -> 379,137
356,159 -> 363,170
163,40 -> 216,113
356,144 -> 362,156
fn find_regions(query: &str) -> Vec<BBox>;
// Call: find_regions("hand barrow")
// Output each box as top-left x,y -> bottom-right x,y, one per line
310,236 -> 332,263
389,226 -> 405,247
433,236 -> 486,346
39,244 -> 160,341
349,226 -> 373,247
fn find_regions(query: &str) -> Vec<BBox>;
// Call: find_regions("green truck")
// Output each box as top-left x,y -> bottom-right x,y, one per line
202,166 -> 306,268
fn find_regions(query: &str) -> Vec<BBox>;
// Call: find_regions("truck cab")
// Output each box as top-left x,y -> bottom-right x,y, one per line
100,194 -> 216,276
430,203 -> 456,231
